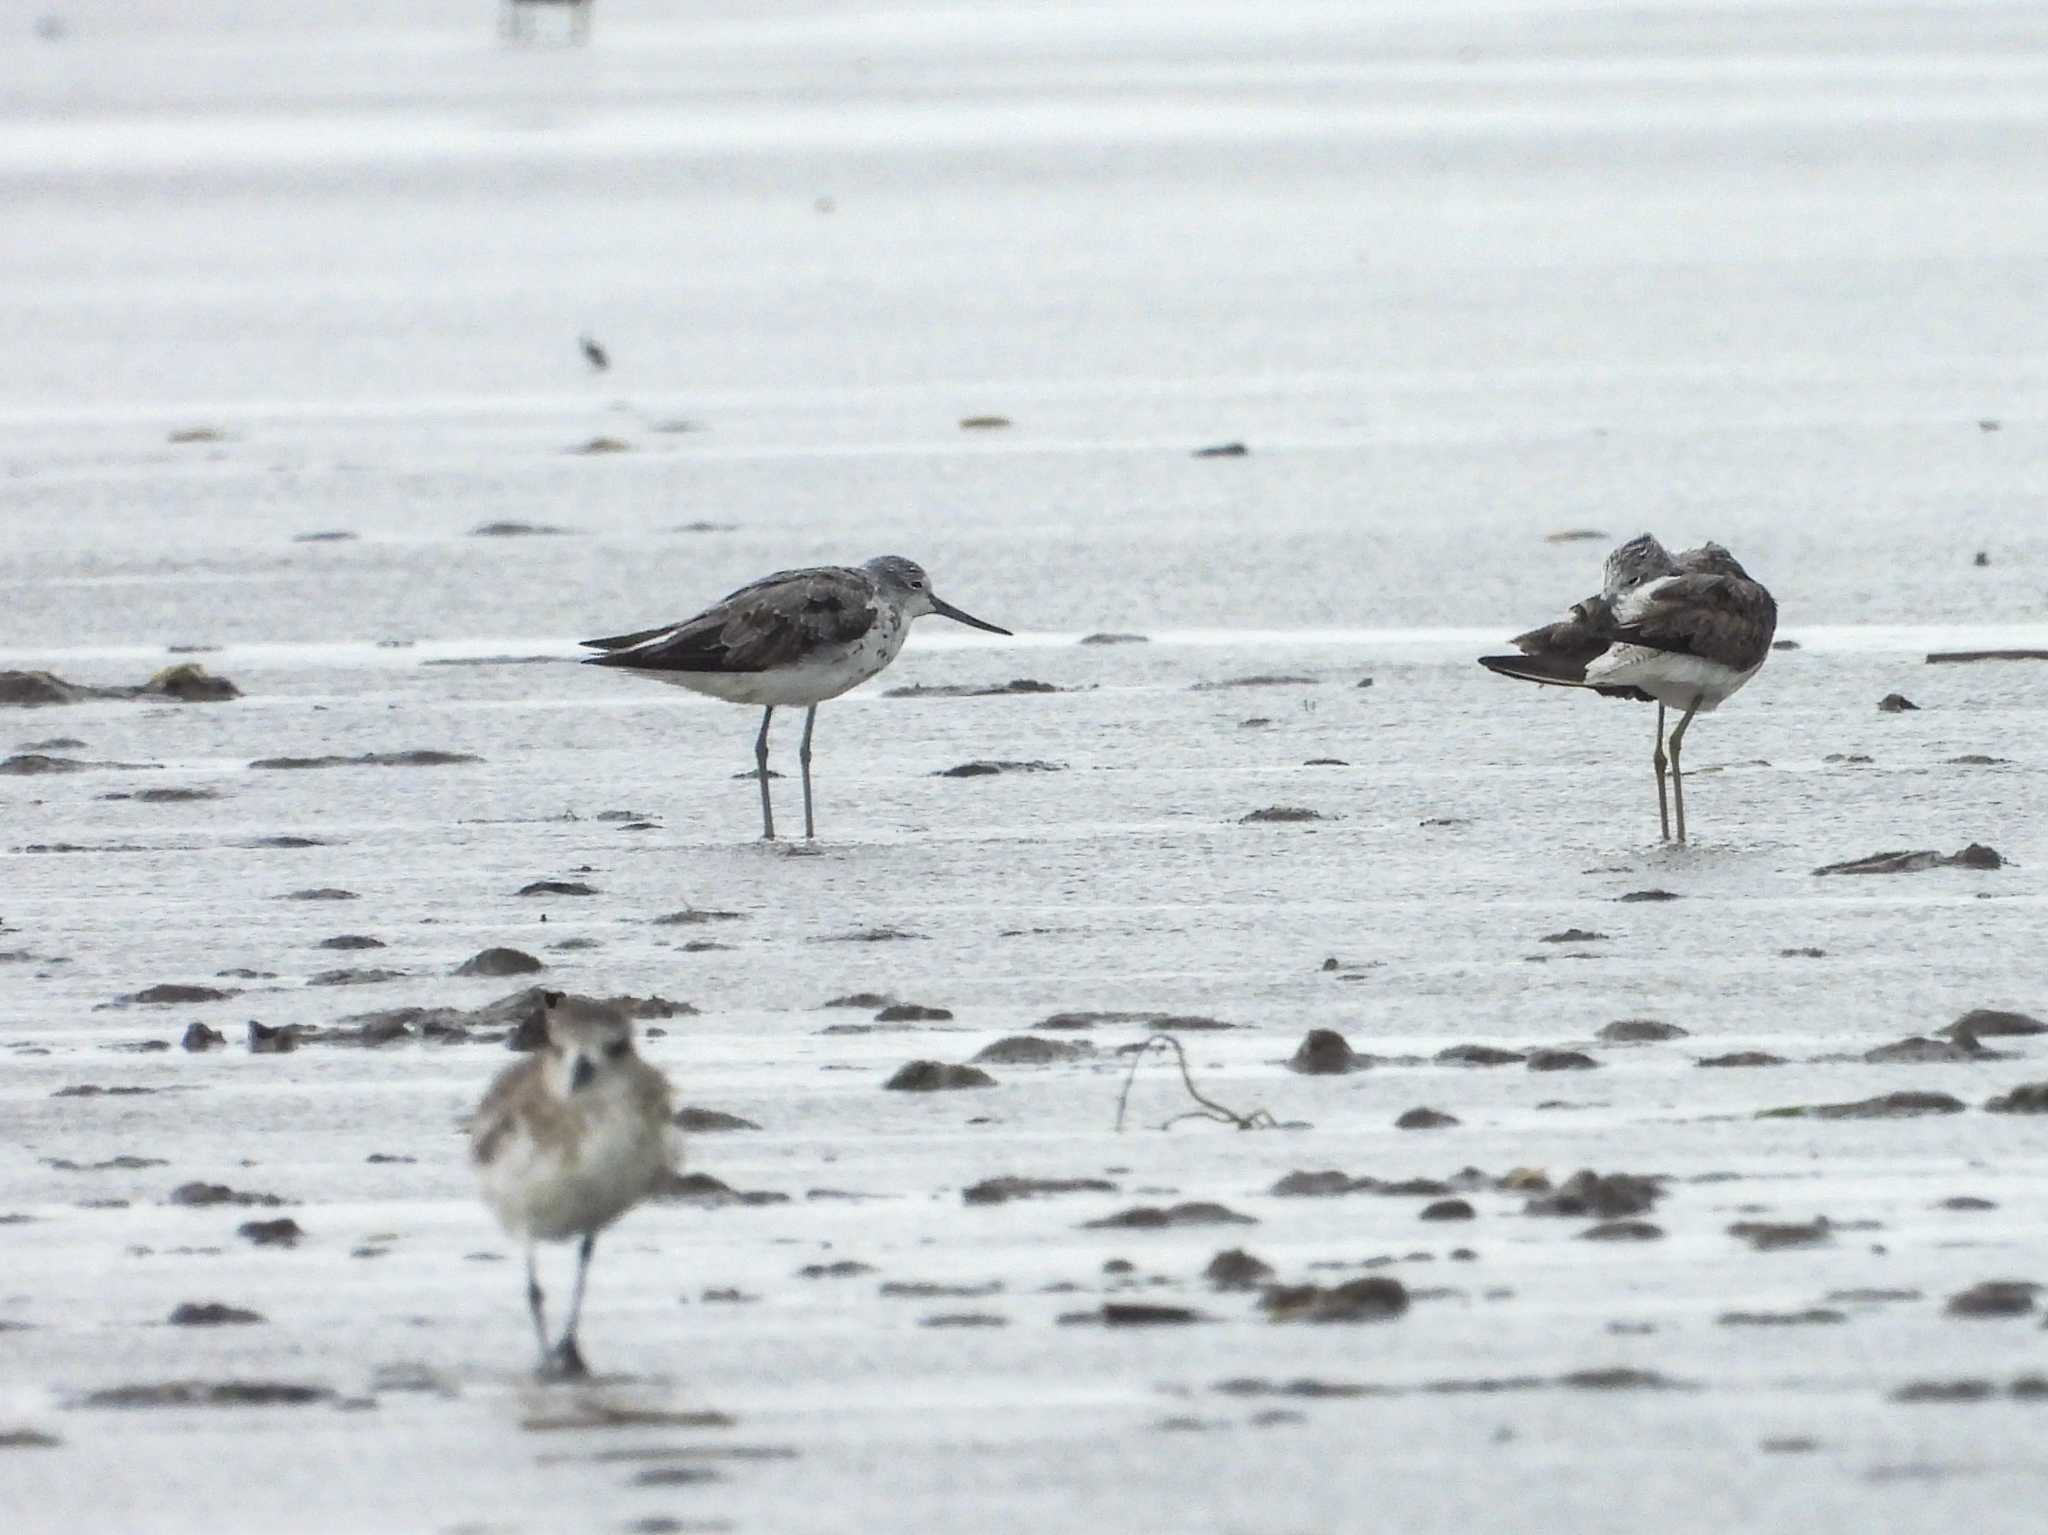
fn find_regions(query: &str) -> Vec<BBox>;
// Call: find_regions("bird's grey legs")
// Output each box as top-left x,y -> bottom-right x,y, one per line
525,1248 -> 552,1370
1667,695 -> 1703,845
1652,703 -> 1670,842
754,707 -> 776,841
799,705 -> 818,841
527,1237 -> 595,1382
545,1232 -> 595,1381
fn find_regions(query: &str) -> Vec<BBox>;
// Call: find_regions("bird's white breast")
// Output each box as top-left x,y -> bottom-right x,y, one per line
479,1087 -> 674,1244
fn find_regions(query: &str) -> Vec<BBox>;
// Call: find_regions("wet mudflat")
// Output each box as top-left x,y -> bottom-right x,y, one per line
6,2 -> 2048,1533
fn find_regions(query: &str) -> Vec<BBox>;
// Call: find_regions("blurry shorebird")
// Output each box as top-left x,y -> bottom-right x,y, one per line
582,555 -> 1011,840
1479,533 -> 1777,843
470,992 -> 675,1381
579,334 -> 610,372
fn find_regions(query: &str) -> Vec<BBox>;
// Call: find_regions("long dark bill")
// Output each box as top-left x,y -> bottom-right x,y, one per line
930,595 -> 1012,635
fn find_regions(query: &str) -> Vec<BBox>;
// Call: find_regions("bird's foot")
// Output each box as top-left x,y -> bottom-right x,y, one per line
537,1336 -> 590,1383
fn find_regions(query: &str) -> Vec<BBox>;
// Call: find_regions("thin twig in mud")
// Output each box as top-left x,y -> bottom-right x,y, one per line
1114,1034 -> 1278,1132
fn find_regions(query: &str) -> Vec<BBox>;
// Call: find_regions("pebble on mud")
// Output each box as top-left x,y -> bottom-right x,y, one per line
1271,1170 -> 1378,1198
81,1381 -> 330,1409
1728,1218 -> 1831,1251
877,1003 -> 953,1022
1420,1199 -> 1476,1222
1526,1050 -> 1599,1072
454,947 -> 544,977
1946,1008 -> 2048,1039
168,1303 -> 265,1327
1397,1108 -> 1459,1130
964,1176 -> 1117,1206
650,908 -> 743,926
180,1023 -> 226,1051
1061,1303 -> 1207,1326
1862,1035 -> 1986,1064
654,1173 -> 788,1209
237,1218 -> 305,1247
1812,844 -> 2002,876
1598,1019 -> 1688,1043
883,1061 -> 996,1091
1946,1281 -> 2039,1318
1437,1044 -> 1526,1067
1287,1028 -> 1365,1075
171,1183 -> 285,1208
1876,693 -> 1920,712
0,666 -> 240,707
307,967 -> 405,988
251,750 -> 480,770
1205,1249 -> 1275,1289
247,1021 -> 303,1054
972,1036 -> 1092,1065
1262,1277 -> 1410,1323
1580,1220 -> 1663,1241
1757,1091 -> 1966,1120
1084,1202 -> 1255,1230
1240,806 -> 1327,824
883,679 -> 1063,699
1525,1171 -> 1661,1219
516,880 -> 596,897
115,983 -> 235,1006
1985,1083 -> 2048,1114
1697,1051 -> 1786,1068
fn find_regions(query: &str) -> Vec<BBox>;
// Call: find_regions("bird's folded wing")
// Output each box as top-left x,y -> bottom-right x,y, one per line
1609,574 -> 1777,667
469,1057 -> 540,1166
582,569 -> 880,673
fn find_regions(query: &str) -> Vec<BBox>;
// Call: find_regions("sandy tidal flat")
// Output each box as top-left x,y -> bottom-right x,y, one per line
5,2 -> 2048,1532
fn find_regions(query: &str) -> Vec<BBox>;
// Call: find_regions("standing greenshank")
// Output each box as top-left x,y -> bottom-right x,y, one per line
1479,534 -> 1778,843
582,555 -> 1012,840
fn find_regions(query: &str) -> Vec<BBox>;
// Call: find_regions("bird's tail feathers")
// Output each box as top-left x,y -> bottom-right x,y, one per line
1478,653 -> 1591,688
581,623 -> 675,653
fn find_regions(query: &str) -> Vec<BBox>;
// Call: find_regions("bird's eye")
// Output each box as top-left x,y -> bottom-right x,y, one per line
605,1039 -> 630,1060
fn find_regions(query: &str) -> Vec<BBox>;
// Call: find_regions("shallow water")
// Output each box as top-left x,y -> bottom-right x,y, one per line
5,3 -> 2048,1532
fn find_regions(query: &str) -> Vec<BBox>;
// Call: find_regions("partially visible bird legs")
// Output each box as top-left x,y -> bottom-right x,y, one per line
525,1248 -> 554,1374
1668,696 -> 1703,845
754,706 -> 776,841
799,705 -> 818,841
1652,703 -> 1670,842
541,1232 -> 596,1382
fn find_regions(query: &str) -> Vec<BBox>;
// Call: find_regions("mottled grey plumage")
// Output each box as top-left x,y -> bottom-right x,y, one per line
582,555 -> 1011,840
1479,533 -> 1777,842
584,565 -> 882,676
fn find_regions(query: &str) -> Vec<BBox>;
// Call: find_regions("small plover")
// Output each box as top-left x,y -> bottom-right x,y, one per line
581,555 -> 1012,841
470,991 -> 676,1380
1479,533 -> 1777,842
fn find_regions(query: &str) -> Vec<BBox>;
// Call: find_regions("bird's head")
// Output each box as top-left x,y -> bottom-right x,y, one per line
864,554 -> 1011,635
536,991 -> 639,1097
